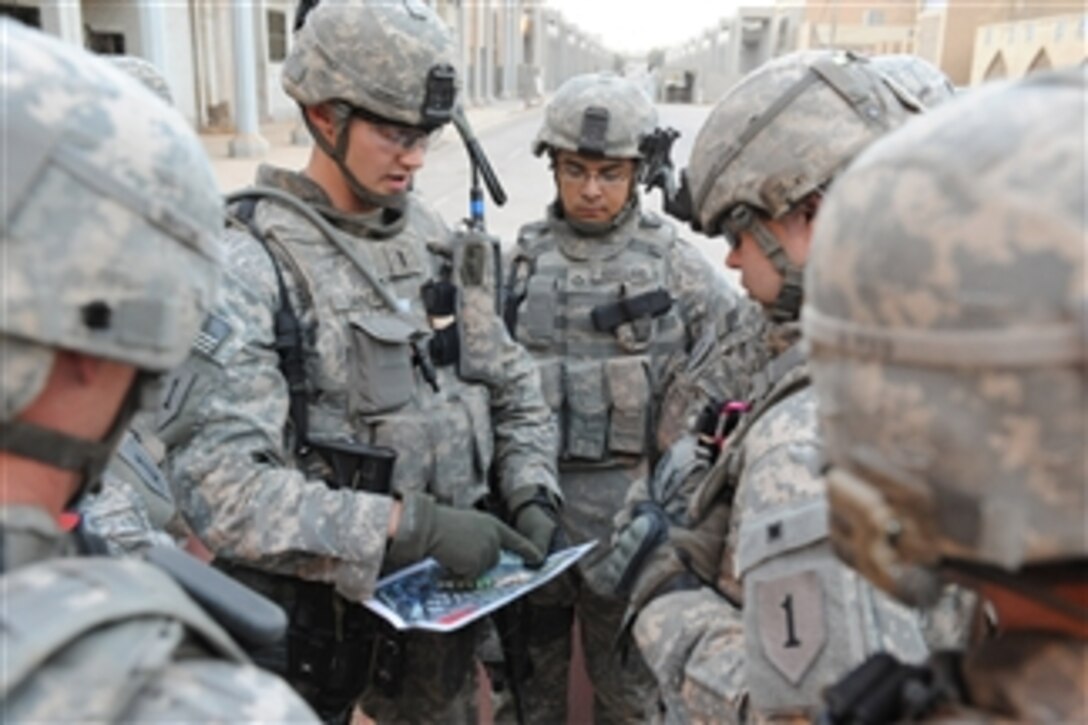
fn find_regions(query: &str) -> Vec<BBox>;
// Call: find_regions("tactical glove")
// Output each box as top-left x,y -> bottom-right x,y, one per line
508,486 -> 564,558
388,492 -> 544,578
583,498 -> 732,617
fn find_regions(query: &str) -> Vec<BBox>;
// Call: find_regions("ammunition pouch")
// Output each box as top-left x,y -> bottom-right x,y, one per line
590,287 -> 673,333
309,436 -> 396,494
215,562 -> 406,718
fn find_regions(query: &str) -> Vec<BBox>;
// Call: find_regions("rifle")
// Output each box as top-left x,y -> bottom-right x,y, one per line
637,126 -> 700,228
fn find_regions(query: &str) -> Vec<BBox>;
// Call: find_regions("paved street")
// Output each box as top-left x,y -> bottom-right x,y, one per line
206,101 -> 741,291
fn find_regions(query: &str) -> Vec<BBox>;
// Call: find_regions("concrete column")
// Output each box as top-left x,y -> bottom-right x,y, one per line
229,0 -> 268,158
40,0 -> 83,46
502,0 -> 520,99
482,0 -> 495,101
137,0 -> 169,72
531,3 -> 546,87
458,0 -> 473,104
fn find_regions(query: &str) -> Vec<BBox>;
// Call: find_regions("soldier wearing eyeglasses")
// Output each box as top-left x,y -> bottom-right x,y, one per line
500,72 -> 741,725
158,2 -> 559,723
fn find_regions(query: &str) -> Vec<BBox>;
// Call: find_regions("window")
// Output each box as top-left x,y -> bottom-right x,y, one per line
985,27 -> 993,45
0,4 -> 40,27
1055,21 -> 1064,41
1024,23 -> 1034,43
863,9 -> 885,27
267,9 -> 287,62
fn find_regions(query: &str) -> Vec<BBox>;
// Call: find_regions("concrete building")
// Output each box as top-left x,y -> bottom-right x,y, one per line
970,11 -> 1087,84
657,4 -> 802,104
914,0 -> 1084,86
2,0 -> 609,155
796,0 -> 917,54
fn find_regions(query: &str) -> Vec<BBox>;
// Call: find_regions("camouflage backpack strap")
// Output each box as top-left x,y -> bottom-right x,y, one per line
503,219 -> 555,336
1,557 -> 246,721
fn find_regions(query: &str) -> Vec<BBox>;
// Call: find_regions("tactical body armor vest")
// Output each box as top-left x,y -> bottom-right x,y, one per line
241,184 -> 496,510
506,205 -> 687,469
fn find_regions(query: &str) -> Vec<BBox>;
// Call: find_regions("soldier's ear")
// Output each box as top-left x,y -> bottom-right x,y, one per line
304,102 -> 340,146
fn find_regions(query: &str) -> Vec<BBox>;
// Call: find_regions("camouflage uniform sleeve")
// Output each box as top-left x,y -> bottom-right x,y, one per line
459,284 -> 560,503
667,236 -> 741,349
159,229 -> 393,602
124,660 -> 319,722
731,386 -> 927,718
634,587 -> 748,724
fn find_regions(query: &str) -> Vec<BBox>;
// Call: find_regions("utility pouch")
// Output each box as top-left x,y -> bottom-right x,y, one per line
604,357 -> 650,456
309,436 -> 397,494
348,314 -> 416,415
564,360 -> 608,461
522,275 -> 556,347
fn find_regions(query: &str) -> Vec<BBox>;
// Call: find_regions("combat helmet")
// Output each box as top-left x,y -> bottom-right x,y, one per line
1,21 -> 223,492
533,72 -> 658,159
105,55 -> 174,105
283,0 -> 458,210
804,68 -> 1087,608
682,50 -> 919,321
870,53 -> 956,109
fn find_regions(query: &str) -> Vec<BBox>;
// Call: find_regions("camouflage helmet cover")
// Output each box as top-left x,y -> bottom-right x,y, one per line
870,53 -> 955,109
283,0 -> 458,127
105,55 -> 174,105
1,20 -> 222,419
533,72 -> 658,158
687,50 -> 918,234
804,68 -> 1087,605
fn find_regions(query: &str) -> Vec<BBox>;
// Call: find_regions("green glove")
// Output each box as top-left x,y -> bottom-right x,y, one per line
508,486 -> 563,559
388,492 -> 544,578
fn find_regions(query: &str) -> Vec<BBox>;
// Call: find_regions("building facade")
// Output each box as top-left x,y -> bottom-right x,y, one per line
1,0 -> 608,152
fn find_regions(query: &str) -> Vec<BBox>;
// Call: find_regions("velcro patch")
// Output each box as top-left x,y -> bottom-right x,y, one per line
754,570 -> 827,685
192,313 -> 232,360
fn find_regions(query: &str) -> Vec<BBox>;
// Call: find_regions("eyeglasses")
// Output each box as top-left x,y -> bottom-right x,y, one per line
556,161 -> 632,189
350,106 -> 440,152
720,204 -> 756,250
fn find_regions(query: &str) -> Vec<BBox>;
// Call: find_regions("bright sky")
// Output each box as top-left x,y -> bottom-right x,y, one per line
545,0 -> 752,56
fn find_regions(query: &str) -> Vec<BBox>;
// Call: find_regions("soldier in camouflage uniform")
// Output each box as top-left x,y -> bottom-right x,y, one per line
500,72 -> 742,724
77,55 -> 185,556
158,2 -> 556,722
0,22 -> 317,722
585,51 -> 935,723
812,67 -> 1087,723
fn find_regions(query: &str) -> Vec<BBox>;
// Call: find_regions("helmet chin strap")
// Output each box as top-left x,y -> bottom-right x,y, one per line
727,206 -> 804,322
0,381 -> 144,509
302,106 -> 407,215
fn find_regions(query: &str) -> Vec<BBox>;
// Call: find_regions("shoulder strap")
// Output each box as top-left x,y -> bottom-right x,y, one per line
503,221 -> 556,336
0,557 -> 246,716
231,197 -> 311,454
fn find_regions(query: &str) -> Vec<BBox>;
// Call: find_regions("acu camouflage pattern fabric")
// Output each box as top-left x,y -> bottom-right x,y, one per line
282,0 -> 456,127
1,507 -> 316,723
0,20 -> 221,377
503,195 -> 740,722
0,24 -> 315,723
160,165 -> 557,721
687,50 -> 917,230
805,68 -> 1086,723
635,329 -> 927,722
105,54 -> 174,104
805,67 -> 1087,591
532,72 -> 658,158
